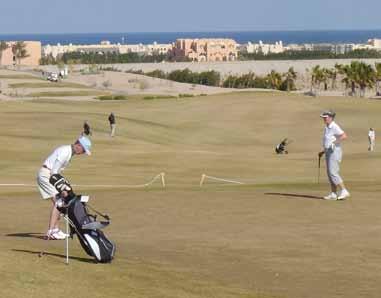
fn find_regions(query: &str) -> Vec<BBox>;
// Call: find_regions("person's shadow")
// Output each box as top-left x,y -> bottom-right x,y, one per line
265,193 -> 323,200
12,249 -> 95,263
6,232 -> 46,240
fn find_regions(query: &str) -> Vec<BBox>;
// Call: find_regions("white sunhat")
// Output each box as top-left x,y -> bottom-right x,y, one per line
77,136 -> 92,155
320,110 -> 336,118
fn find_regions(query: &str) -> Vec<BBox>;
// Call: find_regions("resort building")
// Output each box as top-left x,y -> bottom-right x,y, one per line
42,41 -> 172,59
0,41 -> 41,66
239,41 -> 285,55
171,38 -> 238,62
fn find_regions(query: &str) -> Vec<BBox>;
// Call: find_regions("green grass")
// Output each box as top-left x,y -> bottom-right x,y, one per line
97,94 -> 129,100
27,90 -> 108,97
0,74 -> 42,80
9,82 -> 90,89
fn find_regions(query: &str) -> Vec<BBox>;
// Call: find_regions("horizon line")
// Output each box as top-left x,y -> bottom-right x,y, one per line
1,29 -> 381,36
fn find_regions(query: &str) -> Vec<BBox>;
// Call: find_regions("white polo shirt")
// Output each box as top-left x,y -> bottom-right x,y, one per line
369,130 -> 375,140
43,145 -> 73,174
323,121 -> 344,149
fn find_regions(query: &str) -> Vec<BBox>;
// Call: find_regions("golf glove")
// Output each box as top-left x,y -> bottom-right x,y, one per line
55,198 -> 64,208
329,143 -> 336,151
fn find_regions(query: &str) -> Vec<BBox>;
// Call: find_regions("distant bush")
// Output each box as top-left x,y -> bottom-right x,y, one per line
179,93 -> 195,98
145,69 -> 167,79
239,49 -> 381,61
100,66 -> 122,72
98,94 -> 128,100
143,95 -> 177,100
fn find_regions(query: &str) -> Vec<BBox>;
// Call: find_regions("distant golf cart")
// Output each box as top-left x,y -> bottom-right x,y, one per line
46,72 -> 59,82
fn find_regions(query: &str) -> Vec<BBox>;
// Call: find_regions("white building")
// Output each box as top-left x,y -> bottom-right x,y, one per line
239,41 -> 285,55
42,41 -> 172,58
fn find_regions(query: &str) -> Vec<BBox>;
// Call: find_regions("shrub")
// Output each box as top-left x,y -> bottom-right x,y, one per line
143,95 -> 177,100
179,93 -> 194,98
97,94 -> 128,100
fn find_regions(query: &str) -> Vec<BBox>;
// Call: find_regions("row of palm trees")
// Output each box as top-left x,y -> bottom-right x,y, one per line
0,41 -> 29,66
310,62 -> 381,97
223,67 -> 298,91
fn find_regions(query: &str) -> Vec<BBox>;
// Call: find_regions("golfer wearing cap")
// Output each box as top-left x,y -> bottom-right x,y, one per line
318,110 -> 350,200
368,128 -> 375,152
37,136 -> 92,240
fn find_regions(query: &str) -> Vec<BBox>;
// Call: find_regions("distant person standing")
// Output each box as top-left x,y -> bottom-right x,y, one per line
318,110 -> 350,201
368,128 -> 375,152
82,120 -> 92,137
108,112 -> 116,137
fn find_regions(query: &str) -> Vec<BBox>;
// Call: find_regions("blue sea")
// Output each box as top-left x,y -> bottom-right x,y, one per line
0,30 -> 381,45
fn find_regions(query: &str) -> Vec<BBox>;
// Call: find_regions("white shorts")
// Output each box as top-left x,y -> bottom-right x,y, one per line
36,167 -> 58,200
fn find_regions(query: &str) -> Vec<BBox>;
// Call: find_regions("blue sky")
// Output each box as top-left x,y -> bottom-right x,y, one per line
0,0 -> 380,33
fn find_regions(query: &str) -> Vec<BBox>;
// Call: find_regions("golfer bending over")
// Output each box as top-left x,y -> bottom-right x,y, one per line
318,110 -> 350,200
37,136 -> 92,239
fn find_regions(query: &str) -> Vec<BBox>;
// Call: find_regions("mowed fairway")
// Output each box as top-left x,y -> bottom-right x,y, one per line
1,92 -> 381,298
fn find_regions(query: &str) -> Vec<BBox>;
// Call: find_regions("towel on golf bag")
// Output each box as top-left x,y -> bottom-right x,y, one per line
50,174 -> 116,263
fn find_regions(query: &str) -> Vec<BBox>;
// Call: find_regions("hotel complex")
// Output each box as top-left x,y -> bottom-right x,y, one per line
0,38 -> 381,66
171,38 -> 238,62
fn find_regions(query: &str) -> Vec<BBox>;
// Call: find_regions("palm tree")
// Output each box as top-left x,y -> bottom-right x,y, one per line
0,41 -> 9,66
340,63 -> 357,96
340,61 -> 376,97
283,67 -> 297,92
355,62 -> 375,97
375,63 -> 381,96
311,65 -> 327,93
11,41 -> 29,66
266,70 -> 282,90
321,68 -> 332,91
310,65 -> 320,93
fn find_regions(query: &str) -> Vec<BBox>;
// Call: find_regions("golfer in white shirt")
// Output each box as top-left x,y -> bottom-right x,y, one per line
37,136 -> 92,239
318,111 -> 350,200
368,128 -> 375,152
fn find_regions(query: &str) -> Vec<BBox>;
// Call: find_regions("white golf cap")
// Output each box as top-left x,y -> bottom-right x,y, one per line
77,136 -> 92,155
320,110 -> 336,118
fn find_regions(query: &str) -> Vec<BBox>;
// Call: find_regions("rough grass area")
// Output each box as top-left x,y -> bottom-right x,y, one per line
27,90 -> 108,97
9,82 -> 90,89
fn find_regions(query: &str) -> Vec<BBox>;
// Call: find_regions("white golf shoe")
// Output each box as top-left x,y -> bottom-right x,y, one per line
46,229 -> 68,240
324,192 -> 338,201
338,189 -> 350,200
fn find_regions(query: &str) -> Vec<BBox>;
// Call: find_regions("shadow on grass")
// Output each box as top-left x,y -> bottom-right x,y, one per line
12,249 -> 95,263
6,232 -> 46,240
265,193 -> 323,200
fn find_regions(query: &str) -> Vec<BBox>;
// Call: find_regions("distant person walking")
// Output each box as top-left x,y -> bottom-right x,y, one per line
82,120 -> 92,137
318,110 -> 350,201
36,136 -> 92,239
108,112 -> 116,137
368,128 -> 375,152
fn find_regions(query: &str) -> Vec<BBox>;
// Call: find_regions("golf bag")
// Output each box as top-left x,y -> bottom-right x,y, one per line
275,138 -> 289,154
50,174 -> 115,263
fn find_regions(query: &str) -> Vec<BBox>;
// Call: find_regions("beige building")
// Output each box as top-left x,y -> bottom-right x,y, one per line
0,41 -> 41,66
171,38 -> 237,62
